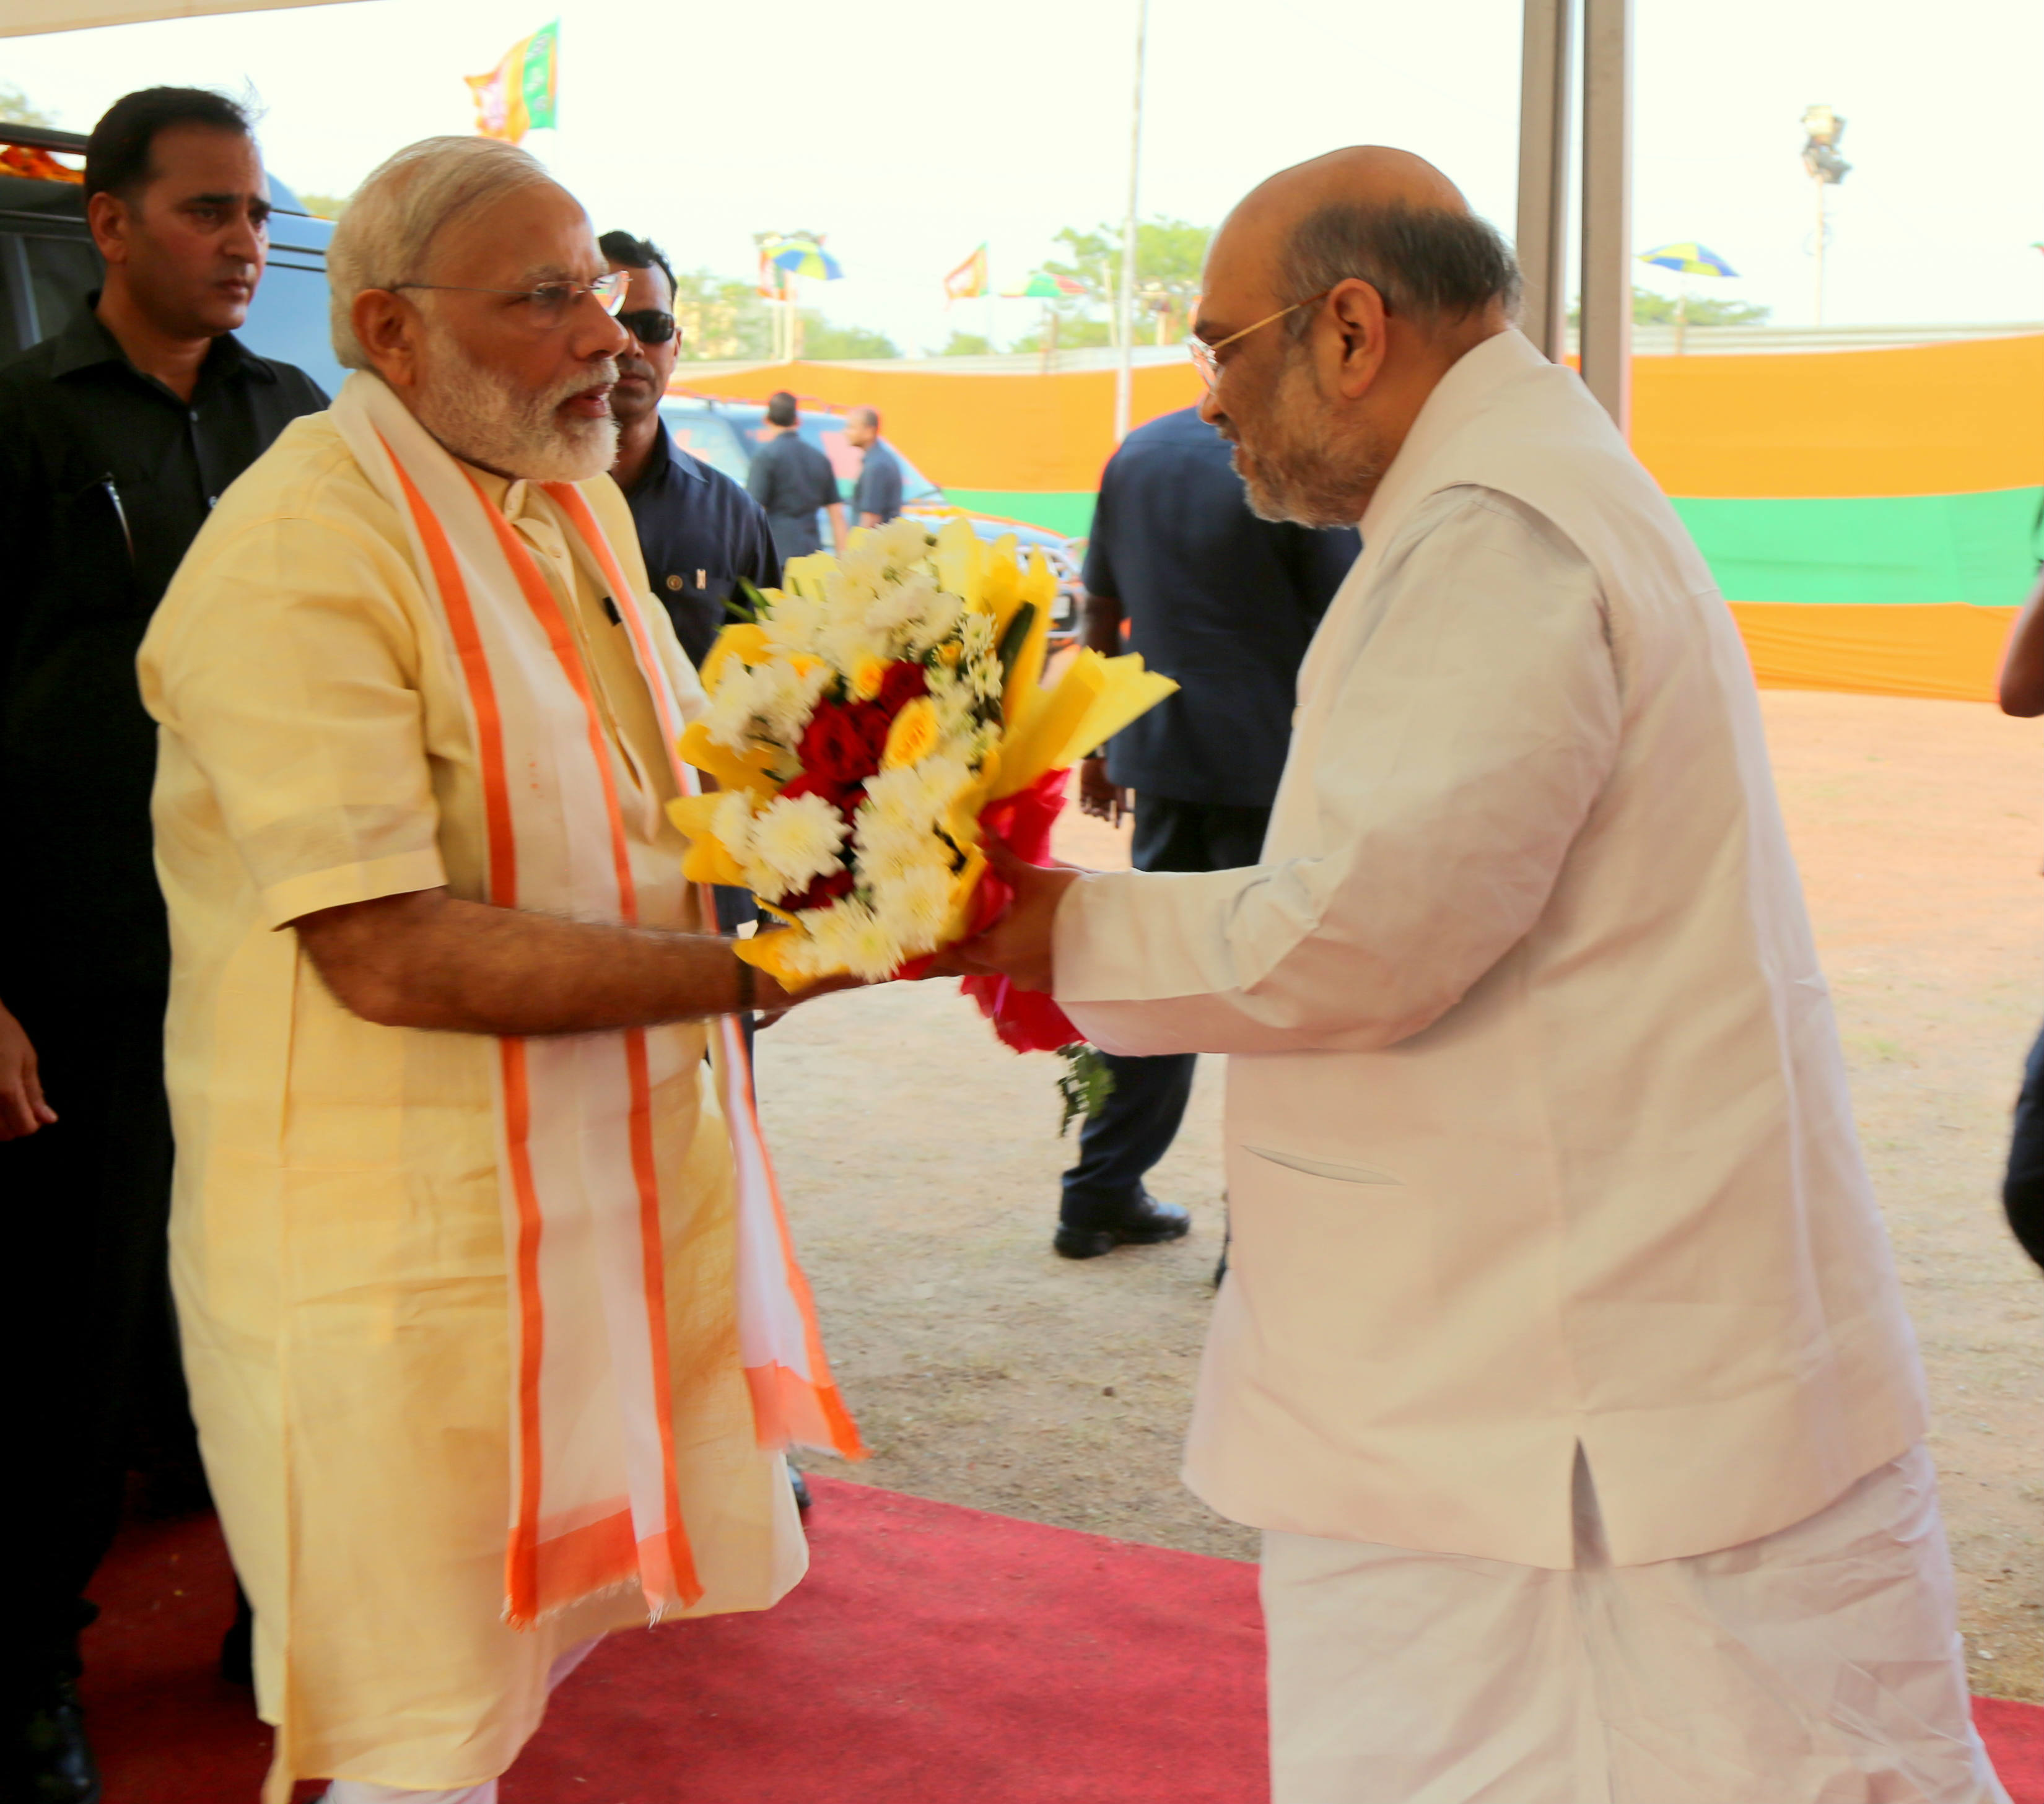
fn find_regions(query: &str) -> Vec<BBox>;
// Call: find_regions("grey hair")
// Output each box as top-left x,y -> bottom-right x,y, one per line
328,136 -> 556,370
1278,203 -> 1521,336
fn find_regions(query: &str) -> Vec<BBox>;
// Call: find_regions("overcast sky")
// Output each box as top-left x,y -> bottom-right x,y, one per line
9,0 -> 2042,354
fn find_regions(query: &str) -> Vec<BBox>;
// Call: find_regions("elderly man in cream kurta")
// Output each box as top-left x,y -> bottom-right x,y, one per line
138,139 -> 855,1804
962,149 -> 2008,1804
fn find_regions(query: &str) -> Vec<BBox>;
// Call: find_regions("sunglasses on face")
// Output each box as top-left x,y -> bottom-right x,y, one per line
618,308 -> 680,346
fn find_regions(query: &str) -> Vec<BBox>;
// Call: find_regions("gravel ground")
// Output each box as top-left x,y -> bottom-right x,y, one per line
757,687 -> 2044,1704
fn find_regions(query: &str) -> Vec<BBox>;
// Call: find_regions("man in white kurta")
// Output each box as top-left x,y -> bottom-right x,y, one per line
962,148 -> 2007,1802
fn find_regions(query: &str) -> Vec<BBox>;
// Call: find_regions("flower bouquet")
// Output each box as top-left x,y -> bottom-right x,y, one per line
665,515 -> 1176,1048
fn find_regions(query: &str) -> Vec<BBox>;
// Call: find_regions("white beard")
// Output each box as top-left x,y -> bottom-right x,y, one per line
411,325 -> 619,482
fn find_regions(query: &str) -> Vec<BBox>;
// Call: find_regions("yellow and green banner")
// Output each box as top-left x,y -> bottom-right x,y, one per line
466,19 -> 559,145
683,332 -> 2044,704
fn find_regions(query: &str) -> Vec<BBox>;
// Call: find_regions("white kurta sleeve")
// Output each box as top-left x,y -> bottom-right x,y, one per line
1052,486 -> 1621,1056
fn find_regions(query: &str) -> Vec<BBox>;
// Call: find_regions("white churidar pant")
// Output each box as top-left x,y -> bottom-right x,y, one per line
321,1638 -> 604,1803
1261,1445 -> 2010,1804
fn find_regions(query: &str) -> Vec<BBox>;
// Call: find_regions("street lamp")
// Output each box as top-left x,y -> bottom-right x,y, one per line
1801,105 -> 1851,325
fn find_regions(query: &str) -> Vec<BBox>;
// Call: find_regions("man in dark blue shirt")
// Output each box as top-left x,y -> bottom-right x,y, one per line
846,406 -> 904,526
1056,406 -> 1358,1261
747,390 -> 844,560
601,230 -> 780,668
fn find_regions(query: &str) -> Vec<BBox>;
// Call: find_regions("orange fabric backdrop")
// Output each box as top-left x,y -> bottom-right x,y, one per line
1730,602 -> 2016,704
678,333 -> 2044,502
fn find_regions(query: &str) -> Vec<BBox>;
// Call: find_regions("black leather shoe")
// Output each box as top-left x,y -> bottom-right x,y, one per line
1054,1193 -> 1192,1260
790,1466 -> 812,1513
18,1676 -> 101,1804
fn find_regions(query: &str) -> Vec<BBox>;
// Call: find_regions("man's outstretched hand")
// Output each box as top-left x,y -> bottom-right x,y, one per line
943,840 -> 1084,994
0,1001 -> 56,1140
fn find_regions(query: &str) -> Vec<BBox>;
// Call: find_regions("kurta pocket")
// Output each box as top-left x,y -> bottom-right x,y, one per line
1231,1144 -> 1436,1362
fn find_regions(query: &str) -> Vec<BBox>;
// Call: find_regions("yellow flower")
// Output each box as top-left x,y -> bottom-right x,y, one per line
882,696 -> 939,769
852,654 -> 889,701
938,641 -> 963,668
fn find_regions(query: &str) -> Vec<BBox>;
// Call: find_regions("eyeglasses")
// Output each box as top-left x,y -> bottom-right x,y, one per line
1189,289 -> 1332,391
617,307 -> 680,346
390,269 -> 632,326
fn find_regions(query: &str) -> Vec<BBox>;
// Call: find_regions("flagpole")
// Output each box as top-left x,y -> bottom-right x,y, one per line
1112,0 -> 1149,443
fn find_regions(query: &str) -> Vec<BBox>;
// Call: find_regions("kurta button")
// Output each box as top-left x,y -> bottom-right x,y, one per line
665,573 -> 683,591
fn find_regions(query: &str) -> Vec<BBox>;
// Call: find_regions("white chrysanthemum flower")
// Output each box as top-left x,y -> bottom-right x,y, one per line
960,612 -> 995,658
742,793 -> 848,901
821,620 -> 889,686
839,538 -> 888,590
710,789 -> 756,860
873,860 -> 954,955
754,657 -> 832,743
967,650 -> 1005,703
703,661 -> 766,751
762,591 -> 824,655
875,516 -> 935,569
806,898 -> 909,981
904,588 -> 966,656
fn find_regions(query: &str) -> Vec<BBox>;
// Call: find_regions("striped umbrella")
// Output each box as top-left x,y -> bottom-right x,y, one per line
1003,272 -> 1089,300
1638,242 -> 1739,278
766,236 -> 844,281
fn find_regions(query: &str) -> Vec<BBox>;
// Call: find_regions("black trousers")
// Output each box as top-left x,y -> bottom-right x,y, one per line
1059,794 -> 1272,1229
2001,1020 -> 2044,1273
2,987 -> 186,1688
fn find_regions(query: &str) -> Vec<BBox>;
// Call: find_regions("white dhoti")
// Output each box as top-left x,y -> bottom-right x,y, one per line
1262,1445 -> 2008,1804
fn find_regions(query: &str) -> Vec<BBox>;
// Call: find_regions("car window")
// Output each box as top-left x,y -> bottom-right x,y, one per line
20,233 -> 99,341
660,406 -> 752,486
238,259 -> 346,397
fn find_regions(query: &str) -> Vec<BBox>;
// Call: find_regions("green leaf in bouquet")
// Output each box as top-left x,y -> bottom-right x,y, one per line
995,601 -> 1038,684
728,578 -> 766,622
1055,1044 -> 1116,1138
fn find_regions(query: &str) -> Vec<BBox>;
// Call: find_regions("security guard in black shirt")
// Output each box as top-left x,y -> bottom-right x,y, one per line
0,87 -> 326,1803
599,229 -> 779,668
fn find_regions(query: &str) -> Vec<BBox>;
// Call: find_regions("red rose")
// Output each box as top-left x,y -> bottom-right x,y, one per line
848,701 -> 893,763
800,703 -> 883,786
779,770 -> 852,810
877,660 -> 928,715
780,770 -> 867,827
784,866 -> 855,913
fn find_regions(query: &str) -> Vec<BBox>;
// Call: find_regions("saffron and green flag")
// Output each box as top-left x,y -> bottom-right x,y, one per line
466,19 -> 559,144
943,245 -> 989,302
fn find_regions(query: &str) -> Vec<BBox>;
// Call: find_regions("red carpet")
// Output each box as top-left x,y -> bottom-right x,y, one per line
85,1478 -> 2044,1803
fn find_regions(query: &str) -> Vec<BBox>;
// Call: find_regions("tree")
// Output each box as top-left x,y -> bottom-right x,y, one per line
670,269 -> 774,362
1634,288 -> 1771,327
797,315 -> 900,360
0,85 -> 55,127
937,330 -> 995,357
1034,215 -> 1213,346
298,192 -> 351,221
1569,285 -> 1773,328
1009,314 -> 1111,354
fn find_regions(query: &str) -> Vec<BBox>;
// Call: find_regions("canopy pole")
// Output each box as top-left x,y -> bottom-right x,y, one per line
1112,0 -> 1149,443
1514,0 -> 1574,362
1578,0 -> 1633,430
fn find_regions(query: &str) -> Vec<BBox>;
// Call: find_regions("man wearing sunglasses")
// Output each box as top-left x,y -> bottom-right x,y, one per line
600,230 -> 780,671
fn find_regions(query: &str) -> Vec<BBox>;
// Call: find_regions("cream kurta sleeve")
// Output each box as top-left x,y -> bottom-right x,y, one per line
143,511 -> 448,929
1052,488 -> 1622,1057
